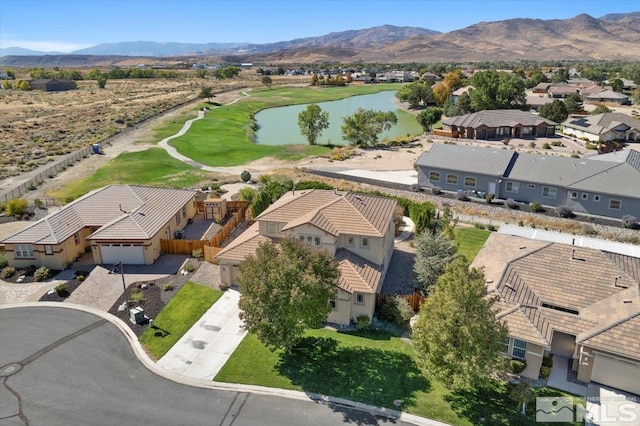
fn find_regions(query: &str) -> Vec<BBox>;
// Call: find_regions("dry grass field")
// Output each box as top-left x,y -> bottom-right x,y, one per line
0,71 -> 302,181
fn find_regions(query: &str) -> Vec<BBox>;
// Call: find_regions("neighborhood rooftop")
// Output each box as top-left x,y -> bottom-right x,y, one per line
442,109 -> 556,128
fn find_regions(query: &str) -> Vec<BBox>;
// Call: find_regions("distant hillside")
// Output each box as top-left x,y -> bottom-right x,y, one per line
0,47 -> 66,57
72,41 -> 247,57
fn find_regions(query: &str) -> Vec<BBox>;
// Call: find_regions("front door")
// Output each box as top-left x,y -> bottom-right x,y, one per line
488,181 -> 496,195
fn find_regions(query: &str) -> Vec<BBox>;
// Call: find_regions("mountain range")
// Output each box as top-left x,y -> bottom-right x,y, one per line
1,12 -> 639,66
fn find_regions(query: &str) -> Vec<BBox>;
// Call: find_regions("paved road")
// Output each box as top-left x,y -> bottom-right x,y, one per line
0,306 -> 414,426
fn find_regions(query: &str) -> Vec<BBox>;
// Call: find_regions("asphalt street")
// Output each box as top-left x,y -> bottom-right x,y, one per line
0,306 -> 412,426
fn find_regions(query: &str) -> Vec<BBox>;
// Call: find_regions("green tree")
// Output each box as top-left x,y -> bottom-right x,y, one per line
550,68 -> 569,83
198,87 -> 214,101
195,68 -> 208,79
5,198 -> 29,216
297,104 -> 329,145
261,75 -> 273,89
610,78 -> 624,93
238,187 -> 257,204
538,99 -> 568,123
310,73 -> 319,86
17,80 -> 30,91
416,107 -> 443,132
510,381 -> 535,415
591,104 -> 613,115
396,81 -> 433,108
413,231 -> 457,296
250,190 -> 271,217
412,257 -> 508,390
564,93 -> 583,113
238,238 -> 339,351
341,108 -> 398,146
86,68 -> 104,80
96,76 -> 107,89
2,80 -> 13,90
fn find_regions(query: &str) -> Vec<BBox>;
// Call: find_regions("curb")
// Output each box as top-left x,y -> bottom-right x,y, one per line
0,302 -> 449,426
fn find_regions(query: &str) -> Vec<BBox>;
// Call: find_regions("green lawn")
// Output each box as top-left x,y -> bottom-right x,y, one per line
215,329 -> 581,425
453,227 -> 492,262
139,282 -> 222,360
167,84 -> 407,167
50,148 -> 213,200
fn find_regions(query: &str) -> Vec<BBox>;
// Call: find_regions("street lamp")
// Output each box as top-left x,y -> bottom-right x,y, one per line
112,261 -> 130,317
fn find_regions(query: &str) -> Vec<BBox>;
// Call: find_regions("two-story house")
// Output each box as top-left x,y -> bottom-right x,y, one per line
215,189 -> 397,325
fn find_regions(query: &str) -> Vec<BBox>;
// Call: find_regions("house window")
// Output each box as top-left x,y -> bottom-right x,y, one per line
175,212 -> 181,224
346,236 -> 355,246
314,236 -> 321,246
429,172 -> 440,182
355,292 -> 365,304
527,184 -> 536,189
501,337 -> 510,354
182,206 -> 187,218
267,222 -> 276,233
329,299 -> 337,310
541,186 -> 557,199
306,235 -> 313,245
74,232 -> 80,245
446,174 -> 458,184
278,223 -> 284,233
512,339 -> 527,359
299,235 -> 305,242
570,191 -> 578,199
45,245 -> 53,255
609,199 -> 621,210
14,244 -> 34,258
505,182 -> 520,193
594,194 -> 601,202
581,193 -> 588,200
464,177 -> 476,187
361,237 -> 369,248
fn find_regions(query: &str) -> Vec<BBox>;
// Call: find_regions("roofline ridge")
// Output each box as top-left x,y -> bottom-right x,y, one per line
343,194 -> 385,237
519,304 -> 550,346
565,161 -> 626,187
255,189 -> 318,219
577,309 -> 640,344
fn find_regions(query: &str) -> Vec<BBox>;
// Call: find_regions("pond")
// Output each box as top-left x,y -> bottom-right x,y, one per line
254,90 -> 422,146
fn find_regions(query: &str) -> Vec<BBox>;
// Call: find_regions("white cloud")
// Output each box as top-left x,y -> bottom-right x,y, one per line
0,39 -> 94,53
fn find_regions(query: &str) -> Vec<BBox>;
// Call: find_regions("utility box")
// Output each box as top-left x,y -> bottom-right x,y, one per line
129,306 -> 146,324
204,197 -> 227,221
92,143 -> 101,154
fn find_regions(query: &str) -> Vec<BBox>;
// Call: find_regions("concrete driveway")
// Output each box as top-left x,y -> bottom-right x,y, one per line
585,384 -> 639,426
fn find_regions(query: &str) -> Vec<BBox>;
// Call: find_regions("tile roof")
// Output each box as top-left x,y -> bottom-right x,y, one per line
442,109 -> 557,128
583,90 -> 629,100
215,222 -> 272,262
562,112 -> 640,135
477,233 -> 640,361
416,144 -> 516,176
1,185 -> 196,244
335,249 -> 384,294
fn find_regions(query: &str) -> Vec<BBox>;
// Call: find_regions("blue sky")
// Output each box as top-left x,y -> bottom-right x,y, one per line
1,0 -> 638,52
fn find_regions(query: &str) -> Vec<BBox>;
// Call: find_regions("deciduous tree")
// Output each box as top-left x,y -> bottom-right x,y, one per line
538,99 -> 568,124
298,104 -> 329,145
416,107 -> 443,132
238,238 -> 339,351
261,76 -> 273,89
396,81 -> 433,108
469,71 -> 525,111
412,257 -> 508,390
198,87 -> 214,101
341,108 -> 397,146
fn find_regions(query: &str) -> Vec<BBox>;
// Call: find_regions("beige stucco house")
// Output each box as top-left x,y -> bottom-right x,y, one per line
562,112 -> 640,143
472,233 -> 640,395
216,190 -> 397,325
1,185 -> 197,270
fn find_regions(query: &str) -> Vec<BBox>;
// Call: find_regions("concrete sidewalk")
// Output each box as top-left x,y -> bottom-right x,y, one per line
157,287 -> 246,380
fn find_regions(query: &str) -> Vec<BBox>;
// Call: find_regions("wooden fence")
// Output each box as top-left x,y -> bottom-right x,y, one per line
204,245 -> 222,264
376,292 -> 426,314
160,239 -> 208,255
209,204 -> 248,247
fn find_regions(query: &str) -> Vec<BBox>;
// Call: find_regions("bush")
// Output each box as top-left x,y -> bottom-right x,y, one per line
505,198 -> 519,209
377,296 -> 414,328
509,359 -> 527,374
55,283 -> 67,296
0,252 -> 8,269
184,262 -> 196,273
130,289 -> 144,303
542,356 -> 553,368
162,282 -> 175,292
240,170 -> 251,183
486,224 -> 497,231
294,181 -> 333,190
622,215 -> 639,229
192,249 -> 203,260
586,143 -> 598,150
77,275 -> 85,282
557,205 -> 574,218
1,266 -> 16,279
355,314 -> 371,331
540,366 -> 552,379
474,222 -> 486,229
530,202 -> 543,212
485,193 -> 494,204
34,266 -> 50,282
542,143 -> 551,149
5,198 -> 28,216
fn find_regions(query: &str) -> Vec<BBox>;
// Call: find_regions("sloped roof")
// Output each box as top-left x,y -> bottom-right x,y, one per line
215,222 -> 272,262
443,109 -> 557,129
416,144 -> 516,176
583,90 -> 629,100
335,249 -> 384,294
477,233 -> 640,361
1,185 -> 196,244
562,112 -> 640,135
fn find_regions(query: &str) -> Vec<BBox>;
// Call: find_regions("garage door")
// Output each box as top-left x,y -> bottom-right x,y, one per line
592,353 -> 640,395
100,244 -> 145,265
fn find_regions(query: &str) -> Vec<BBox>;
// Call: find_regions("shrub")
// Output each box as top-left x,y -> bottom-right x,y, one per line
184,262 -> 196,273
5,198 -> 28,216
542,143 -> 551,149
529,202 -> 543,212
474,222 -> 486,229
542,356 -> 553,368
557,205 -> 574,218
162,282 -> 175,292
377,296 -> 414,328
431,186 -> 442,195
240,170 -> 251,183
505,198 -> 519,209
192,249 -> 203,260
1,266 -> 16,279
34,198 -> 44,208
294,180 -> 333,190
486,224 -> 497,231
0,252 -> 8,269
509,359 -> 527,374
55,283 -> 67,296
551,141 -> 562,147
34,266 -> 50,282
622,215 -> 639,230
586,143 -> 598,150
540,366 -> 552,379
485,193 -> 494,204
77,275 -> 85,282
130,289 -> 144,303
355,314 -> 371,331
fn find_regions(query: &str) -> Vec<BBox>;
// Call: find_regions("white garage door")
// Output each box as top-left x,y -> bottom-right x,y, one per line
592,353 -> 640,395
100,244 -> 145,265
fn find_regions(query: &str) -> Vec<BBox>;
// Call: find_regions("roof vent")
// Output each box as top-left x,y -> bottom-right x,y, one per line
623,299 -> 632,304
614,276 -> 628,289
